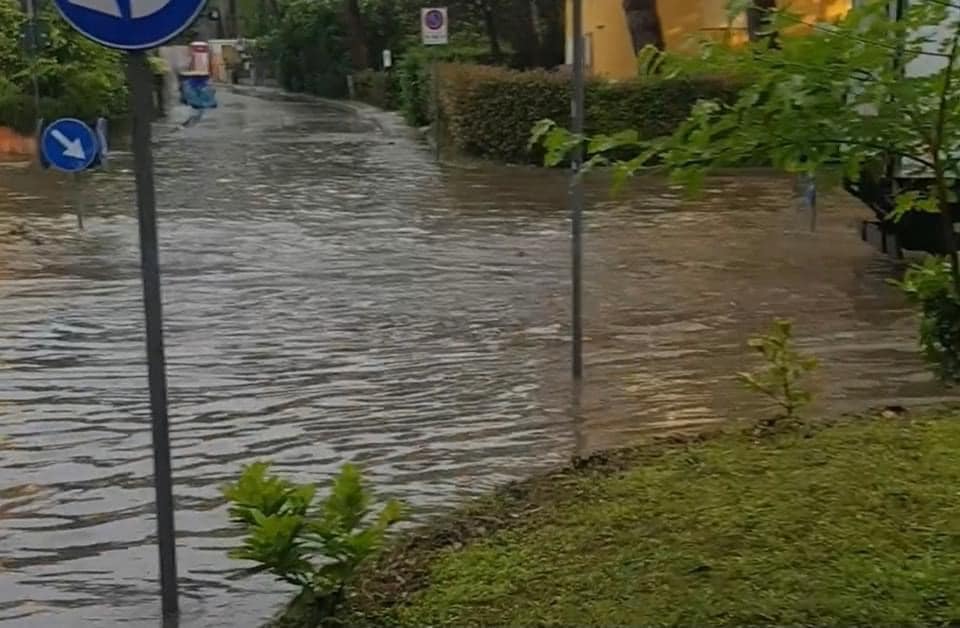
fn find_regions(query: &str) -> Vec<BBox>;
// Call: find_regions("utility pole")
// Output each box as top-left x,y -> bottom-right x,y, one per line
570,0 -> 585,382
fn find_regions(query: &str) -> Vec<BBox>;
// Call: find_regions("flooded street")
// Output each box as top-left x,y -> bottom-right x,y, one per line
0,92 -> 953,626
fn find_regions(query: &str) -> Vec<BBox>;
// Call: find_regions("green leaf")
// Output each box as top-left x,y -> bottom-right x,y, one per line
529,118 -> 557,151
224,460 -> 403,605
588,129 -> 640,154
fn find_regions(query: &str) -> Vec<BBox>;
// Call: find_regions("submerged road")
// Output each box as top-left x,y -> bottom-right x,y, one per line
0,92 -> 951,626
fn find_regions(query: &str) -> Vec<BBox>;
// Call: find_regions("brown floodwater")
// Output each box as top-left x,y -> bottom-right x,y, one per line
0,92 -> 953,627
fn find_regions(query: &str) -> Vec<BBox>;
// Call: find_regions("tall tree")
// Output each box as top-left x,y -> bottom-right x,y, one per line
622,0 -> 665,53
506,0 -> 540,67
466,0 -> 504,61
343,0 -> 369,69
536,0 -> 565,67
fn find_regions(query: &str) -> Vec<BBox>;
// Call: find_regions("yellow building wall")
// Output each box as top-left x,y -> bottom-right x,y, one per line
569,0 -> 853,79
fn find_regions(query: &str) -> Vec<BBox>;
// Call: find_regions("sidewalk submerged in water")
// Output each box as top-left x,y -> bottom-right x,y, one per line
274,408 -> 960,627
223,84 -> 413,140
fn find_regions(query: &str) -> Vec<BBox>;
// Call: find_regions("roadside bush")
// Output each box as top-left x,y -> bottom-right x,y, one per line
738,319 -> 818,428
437,63 -> 741,163
353,69 -> 401,110
898,257 -> 960,384
397,46 -> 506,127
223,462 -> 402,624
0,86 -> 115,133
267,0 -> 349,98
0,4 -> 127,130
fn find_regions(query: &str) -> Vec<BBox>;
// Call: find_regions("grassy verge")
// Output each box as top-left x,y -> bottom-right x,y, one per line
279,411 -> 960,627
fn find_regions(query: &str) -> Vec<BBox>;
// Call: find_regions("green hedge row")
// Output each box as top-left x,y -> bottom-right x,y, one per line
435,63 -> 742,163
396,47 -> 510,127
0,93 -> 118,135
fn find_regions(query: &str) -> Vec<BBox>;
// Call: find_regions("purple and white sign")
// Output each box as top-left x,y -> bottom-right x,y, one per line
421,7 -> 448,45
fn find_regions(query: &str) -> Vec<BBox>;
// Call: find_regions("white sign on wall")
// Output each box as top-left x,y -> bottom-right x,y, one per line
421,7 -> 448,45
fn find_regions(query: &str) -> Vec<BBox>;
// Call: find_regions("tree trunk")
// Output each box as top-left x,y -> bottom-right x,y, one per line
747,0 -> 779,46
226,0 -> 238,37
622,0 -> 665,53
536,0 -> 565,67
482,3 -> 503,61
344,0 -> 369,70
506,0 -> 540,68
266,0 -> 281,21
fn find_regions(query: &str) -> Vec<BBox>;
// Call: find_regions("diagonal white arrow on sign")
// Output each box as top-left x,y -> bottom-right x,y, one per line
66,0 -> 172,18
66,0 -> 120,16
51,129 -> 86,160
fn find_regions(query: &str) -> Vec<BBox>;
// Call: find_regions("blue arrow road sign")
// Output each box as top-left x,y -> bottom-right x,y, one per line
41,118 -> 98,173
53,0 -> 206,50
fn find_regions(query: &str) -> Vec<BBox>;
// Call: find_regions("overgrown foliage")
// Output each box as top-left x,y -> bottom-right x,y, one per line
535,0 -> 960,381
738,319 -> 818,424
899,257 -> 960,383
224,462 -> 402,623
396,47 -> 503,127
229,0 -> 563,81
353,69 -> 401,110
441,63 -> 739,163
0,0 -> 126,131
262,0 -> 350,97
537,1 -> 960,219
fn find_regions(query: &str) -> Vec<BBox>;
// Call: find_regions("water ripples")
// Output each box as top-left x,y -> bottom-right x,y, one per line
0,93 -> 953,626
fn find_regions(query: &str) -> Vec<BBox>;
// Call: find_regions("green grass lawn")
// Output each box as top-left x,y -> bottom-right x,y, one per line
343,414 -> 960,627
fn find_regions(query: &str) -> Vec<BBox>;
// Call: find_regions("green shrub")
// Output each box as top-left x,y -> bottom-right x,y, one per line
396,46 -> 505,127
437,63 -> 742,163
0,4 -> 127,130
898,257 -> 960,383
353,69 -> 401,110
147,55 -> 170,77
0,90 -> 114,134
223,462 -> 402,623
266,0 -> 349,98
738,319 -> 818,427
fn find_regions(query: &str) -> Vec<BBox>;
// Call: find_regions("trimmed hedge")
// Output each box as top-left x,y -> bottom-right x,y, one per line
397,47 -> 510,127
0,93 -> 120,135
436,63 -> 742,163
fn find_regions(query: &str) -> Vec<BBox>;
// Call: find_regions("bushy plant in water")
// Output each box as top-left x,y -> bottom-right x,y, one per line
223,462 -> 402,622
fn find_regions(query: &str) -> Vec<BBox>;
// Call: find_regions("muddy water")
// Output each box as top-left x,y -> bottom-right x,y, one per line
0,93 -> 952,626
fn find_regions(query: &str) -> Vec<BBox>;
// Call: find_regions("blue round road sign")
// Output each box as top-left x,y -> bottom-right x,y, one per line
41,118 -> 99,173
53,0 -> 206,50
424,9 -> 445,30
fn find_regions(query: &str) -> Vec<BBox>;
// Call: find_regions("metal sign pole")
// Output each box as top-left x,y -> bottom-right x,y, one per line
570,0 -> 585,382
49,0 -> 203,620
126,51 -> 179,621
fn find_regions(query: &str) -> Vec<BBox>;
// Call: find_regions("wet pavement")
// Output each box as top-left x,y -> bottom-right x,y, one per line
0,92 -> 954,626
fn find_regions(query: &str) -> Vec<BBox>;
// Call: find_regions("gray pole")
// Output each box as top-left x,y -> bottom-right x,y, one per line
432,59 -> 441,161
570,0 -> 585,381
126,51 -> 179,622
